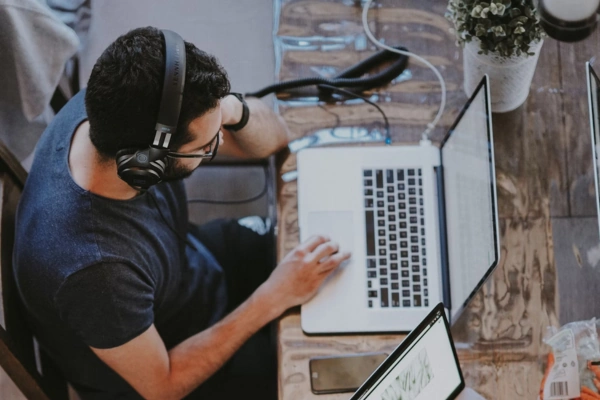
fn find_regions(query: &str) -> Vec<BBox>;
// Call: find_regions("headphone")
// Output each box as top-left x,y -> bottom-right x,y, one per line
116,29 -> 187,190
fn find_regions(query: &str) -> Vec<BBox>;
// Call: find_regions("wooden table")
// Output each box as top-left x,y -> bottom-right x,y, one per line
272,1 -> 600,398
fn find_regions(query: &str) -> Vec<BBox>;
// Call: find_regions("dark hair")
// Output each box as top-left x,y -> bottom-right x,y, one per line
85,26 -> 230,159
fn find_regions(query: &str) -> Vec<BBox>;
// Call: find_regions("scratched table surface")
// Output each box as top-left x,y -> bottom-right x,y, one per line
272,1 -> 600,399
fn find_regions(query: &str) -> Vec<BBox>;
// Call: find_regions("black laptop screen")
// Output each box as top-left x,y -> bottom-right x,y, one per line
353,305 -> 463,400
588,63 -> 600,239
440,77 -> 500,321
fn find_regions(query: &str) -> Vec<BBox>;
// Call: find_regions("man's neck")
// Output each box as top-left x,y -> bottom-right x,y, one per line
69,121 -> 140,200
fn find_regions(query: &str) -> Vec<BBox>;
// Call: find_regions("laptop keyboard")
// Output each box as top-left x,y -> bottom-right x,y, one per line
363,168 -> 429,309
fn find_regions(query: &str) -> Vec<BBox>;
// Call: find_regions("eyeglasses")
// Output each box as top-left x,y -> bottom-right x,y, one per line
167,130 -> 220,162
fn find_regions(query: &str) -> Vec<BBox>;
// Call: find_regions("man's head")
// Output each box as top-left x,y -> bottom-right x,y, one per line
85,27 -> 230,179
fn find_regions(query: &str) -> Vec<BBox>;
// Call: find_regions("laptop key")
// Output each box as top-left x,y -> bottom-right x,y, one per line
365,189 -> 373,196
390,262 -> 398,270
400,222 -> 407,229
368,280 -> 372,288
401,270 -> 409,277
390,253 -> 397,260
403,299 -> 411,307
388,215 -> 396,222
422,248 -> 426,256
401,251 -> 408,258
365,179 -> 373,187
387,186 -> 394,193
378,238 -> 385,246
364,170 -> 373,177
398,183 -> 405,190
391,273 -> 398,280
411,245 -> 419,252
423,278 -> 428,286
398,193 -> 405,200
365,199 -> 373,208
423,268 -> 427,276
386,170 -> 394,183
409,207 -> 417,214
414,294 -> 422,307
367,259 -> 376,268
424,299 -> 429,307
380,278 -> 388,285
392,282 -> 399,290
387,195 -> 394,202
388,205 -> 395,212
410,226 -> 418,233
400,231 -> 407,238
380,288 -> 389,307
409,197 -> 416,204
409,188 -> 416,195
422,258 -> 427,266
377,191 -> 384,198
408,169 -> 415,176
380,268 -> 387,275
390,243 -> 397,250
411,236 -> 418,243
378,220 -> 385,227
399,212 -> 406,219
410,217 -> 417,224
379,259 -> 387,266
378,229 -> 385,236
377,200 -> 384,207
408,178 -> 415,185
401,261 -> 409,268
397,170 -> 404,181
376,170 -> 383,188
389,234 -> 397,241
402,290 -> 410,297
402,280 -> 409,287
368,290 -> 378,298
412,265 -> 420,272
413,284 -> 421,292
411,255 -> 419,262
412,275 -> 421,282
418,169 -> 422,176
392,292 -> 400,307
377,210 -> 385,217
368,300 -> 373,308
368,271 -> 376,278
424,288 -> 428,296
365,210 -> 375,255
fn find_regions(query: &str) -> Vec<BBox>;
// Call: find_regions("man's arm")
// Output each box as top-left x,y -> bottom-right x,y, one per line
217,95 -> 291,159
91,235 -> 351,400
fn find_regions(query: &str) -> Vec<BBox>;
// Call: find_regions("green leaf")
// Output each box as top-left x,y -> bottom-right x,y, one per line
509,7 -> 521,18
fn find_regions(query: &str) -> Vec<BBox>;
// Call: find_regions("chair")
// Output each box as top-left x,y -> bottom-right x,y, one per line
0,141 -> 68,399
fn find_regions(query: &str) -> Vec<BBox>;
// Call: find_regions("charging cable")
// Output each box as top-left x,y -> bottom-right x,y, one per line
361,0 -> 447,141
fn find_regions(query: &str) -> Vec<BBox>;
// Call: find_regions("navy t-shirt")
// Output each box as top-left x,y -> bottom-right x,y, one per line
13,91 -> 228,398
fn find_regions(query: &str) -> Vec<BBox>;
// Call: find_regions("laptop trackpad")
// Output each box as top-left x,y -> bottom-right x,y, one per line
307,211 -> 354,255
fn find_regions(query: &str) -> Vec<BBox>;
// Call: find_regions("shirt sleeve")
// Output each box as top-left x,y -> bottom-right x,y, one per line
54,262 -> 155,349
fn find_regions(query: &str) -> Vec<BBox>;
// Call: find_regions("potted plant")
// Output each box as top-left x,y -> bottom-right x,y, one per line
446,0 -> 546,112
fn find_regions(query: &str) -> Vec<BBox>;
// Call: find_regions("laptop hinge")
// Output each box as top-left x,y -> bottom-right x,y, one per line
434,165 -> 451,311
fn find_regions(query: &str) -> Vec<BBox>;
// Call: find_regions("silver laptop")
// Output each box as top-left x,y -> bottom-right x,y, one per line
587,62 -> 600,238
349,302 -> 484,400
297,75 -> 500,334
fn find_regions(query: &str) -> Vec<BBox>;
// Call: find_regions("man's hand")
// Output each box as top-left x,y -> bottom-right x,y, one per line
259,235 -> 351,313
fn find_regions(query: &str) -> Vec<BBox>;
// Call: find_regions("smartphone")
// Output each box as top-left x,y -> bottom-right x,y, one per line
309,352 -> 388,394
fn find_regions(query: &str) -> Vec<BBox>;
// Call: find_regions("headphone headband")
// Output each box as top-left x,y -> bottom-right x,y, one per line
116,29 -> 186,190
154,29 -> 187,146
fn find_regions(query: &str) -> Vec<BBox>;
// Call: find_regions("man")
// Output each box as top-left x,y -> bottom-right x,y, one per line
14,26 -> 350,399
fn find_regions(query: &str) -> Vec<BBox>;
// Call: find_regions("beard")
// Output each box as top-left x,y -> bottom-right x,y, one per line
161,159 -> 195,182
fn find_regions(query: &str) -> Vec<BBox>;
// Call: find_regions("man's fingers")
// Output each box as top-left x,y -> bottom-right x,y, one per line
305,241 -> 339,264
297,235 -> 329,254
318,252 -> 351,273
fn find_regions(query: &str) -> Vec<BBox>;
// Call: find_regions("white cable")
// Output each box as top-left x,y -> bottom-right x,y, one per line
361,0 -> 447,141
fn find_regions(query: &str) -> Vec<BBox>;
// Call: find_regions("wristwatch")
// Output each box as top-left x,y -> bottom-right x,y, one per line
223,92 -> 250,132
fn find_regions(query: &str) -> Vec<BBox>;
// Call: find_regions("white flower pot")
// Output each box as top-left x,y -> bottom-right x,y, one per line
463,39 -> 543,113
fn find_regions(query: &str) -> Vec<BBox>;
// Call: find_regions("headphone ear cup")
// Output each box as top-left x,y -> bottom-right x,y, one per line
116,147 -> 167,189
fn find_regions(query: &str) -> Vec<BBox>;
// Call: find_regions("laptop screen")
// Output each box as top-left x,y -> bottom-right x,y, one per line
352,303 -> 463,400
587,62 -> 600,239
440,76 -> 500,321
